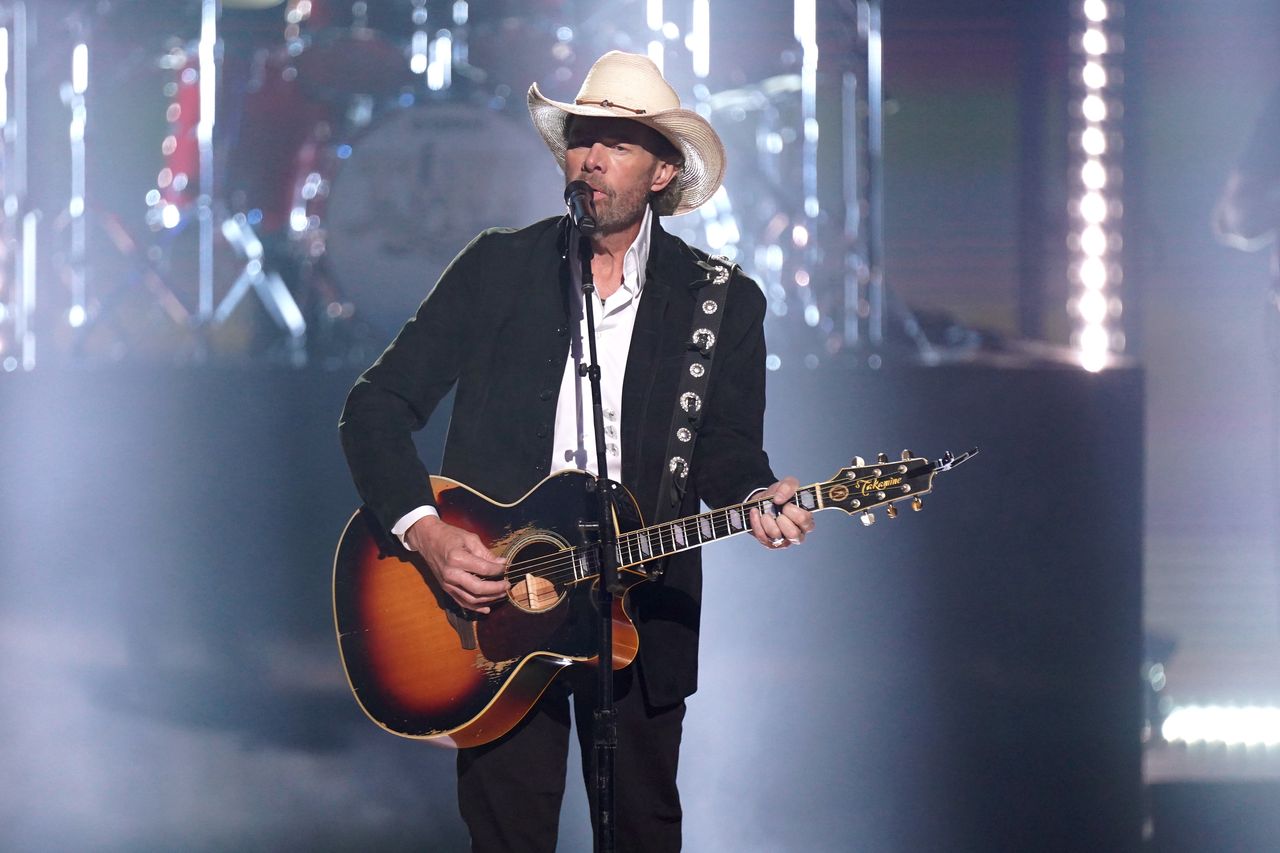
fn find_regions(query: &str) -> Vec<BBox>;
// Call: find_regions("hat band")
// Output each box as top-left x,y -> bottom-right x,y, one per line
574,97 -> 648,115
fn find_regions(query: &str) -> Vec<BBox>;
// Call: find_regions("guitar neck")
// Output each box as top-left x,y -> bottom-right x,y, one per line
612,483 -> 828,571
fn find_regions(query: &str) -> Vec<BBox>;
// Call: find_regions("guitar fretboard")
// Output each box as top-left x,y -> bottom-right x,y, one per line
612,484 -> 825,569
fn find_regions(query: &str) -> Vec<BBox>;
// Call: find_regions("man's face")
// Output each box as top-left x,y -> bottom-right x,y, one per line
563,117 -> 679,235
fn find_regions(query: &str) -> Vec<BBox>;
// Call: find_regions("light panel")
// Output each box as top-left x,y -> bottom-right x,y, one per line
1070,0 -> 1124,372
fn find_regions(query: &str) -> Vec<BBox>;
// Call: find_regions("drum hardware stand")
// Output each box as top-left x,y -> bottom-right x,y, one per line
65,210 -> 193,357
203,0 -> 304,363
213,212 -> 307,364
0,0 -> 34,371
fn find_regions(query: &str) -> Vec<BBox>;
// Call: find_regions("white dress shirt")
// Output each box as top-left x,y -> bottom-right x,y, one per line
392,207 -> 654,548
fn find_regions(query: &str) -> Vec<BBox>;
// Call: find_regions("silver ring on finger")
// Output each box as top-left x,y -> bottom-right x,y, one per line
770,537 -> 785,547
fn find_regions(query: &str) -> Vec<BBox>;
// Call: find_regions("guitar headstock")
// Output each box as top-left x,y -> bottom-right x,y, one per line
824,448 -> 977,526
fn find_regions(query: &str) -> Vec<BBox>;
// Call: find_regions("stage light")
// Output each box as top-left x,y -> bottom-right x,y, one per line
1079,257 -> 1107,290
1080,224 -> 1107,255
1082,126 -> 1107,156
1082,159 -> 1107,189
1082,61 -> 1107,89
1082,28 -> 1108,56
1162,704 -> 1280,748
1071,0 -> 1123,372
411,31 -> 428,75
427,32 -> 452,91
1080,191 -> 1107,223
1082,93 -> 1107,122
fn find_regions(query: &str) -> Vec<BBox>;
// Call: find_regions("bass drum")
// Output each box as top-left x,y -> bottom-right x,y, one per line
314,102 -> 565,336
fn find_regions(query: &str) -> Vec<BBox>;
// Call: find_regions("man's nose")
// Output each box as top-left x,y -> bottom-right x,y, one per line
582,142 -> 607,171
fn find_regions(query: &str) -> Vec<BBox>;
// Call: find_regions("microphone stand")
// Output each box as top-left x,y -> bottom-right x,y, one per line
575,225 -> 623,853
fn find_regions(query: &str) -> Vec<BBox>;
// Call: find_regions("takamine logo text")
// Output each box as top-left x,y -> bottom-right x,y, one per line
853,475 -> 904,496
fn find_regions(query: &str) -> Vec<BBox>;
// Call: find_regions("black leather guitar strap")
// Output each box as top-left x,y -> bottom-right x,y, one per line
652,255 -> 737,551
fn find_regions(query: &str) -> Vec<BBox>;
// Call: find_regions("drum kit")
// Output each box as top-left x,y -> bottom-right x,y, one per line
75,0 -> 575,360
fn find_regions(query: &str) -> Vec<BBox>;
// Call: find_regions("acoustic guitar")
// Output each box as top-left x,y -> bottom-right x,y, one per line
333,449 -> 976,747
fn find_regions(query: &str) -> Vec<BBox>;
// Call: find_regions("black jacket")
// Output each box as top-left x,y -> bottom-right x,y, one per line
339,214 -> 775,705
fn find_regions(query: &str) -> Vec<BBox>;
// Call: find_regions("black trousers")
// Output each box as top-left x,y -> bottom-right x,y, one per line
457,664 -> 686,853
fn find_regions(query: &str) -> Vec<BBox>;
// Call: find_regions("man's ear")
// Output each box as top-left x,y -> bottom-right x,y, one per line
650,160 -> 679,193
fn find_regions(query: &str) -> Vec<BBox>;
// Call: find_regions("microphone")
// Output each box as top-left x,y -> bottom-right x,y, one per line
564,180 -> 598,235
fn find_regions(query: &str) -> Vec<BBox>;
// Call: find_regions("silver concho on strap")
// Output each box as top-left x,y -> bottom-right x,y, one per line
676,427 -> 693,442
668,456 -> 688,476
688,363 -> 705,378
710,256 -> 733,285
679,391 -> 702,413
692,328 -> 716,350
702,300 -> 719,314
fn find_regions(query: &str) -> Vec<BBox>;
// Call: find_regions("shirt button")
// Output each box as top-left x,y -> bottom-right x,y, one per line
556,326 -> 567,337
539,388 -> 554,401
604,407 -> 617,420
607,443 -> 619,456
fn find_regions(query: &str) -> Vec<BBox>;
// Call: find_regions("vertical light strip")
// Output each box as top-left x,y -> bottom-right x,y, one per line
1071,0 -> 1123,372
646,0 -> 663,73
427,31 -> 452,90
197,0 -> 217,320
646,0 -> 663,32
0,27 -> 9,127
68,42 -> 87,326
21,210 -> 36,370
794,0 -> 819,219
690,0 -> 710,78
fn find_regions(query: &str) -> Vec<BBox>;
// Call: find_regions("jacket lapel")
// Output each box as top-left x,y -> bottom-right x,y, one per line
621,218 -> 691,498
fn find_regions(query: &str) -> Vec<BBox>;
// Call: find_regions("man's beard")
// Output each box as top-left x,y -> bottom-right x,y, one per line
590,181 -> 650,235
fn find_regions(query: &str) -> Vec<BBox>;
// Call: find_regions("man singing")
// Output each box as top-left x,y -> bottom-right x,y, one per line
340,51 -> 814,852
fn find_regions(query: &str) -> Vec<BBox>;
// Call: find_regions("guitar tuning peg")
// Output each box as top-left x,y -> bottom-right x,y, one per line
877,452 -> 889,464
852,456 -> 866,466
900,449 -> 913,461
886,503 -> 898,519
911,496 -> 924,511
860,511 -> 876,527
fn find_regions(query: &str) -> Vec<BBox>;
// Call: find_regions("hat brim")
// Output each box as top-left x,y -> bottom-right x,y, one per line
527,83 -> 726,216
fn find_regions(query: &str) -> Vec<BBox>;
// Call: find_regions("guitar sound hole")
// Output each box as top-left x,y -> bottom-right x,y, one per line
506,535 -> 569,614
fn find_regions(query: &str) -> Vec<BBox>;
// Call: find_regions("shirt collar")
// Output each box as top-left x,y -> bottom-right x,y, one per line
620,205 -> 654,299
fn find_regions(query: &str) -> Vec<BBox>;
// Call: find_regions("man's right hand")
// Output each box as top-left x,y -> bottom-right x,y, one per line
405,516 -> 510,614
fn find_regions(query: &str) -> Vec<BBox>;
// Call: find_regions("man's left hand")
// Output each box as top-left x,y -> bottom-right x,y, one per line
748,476 -> 815,550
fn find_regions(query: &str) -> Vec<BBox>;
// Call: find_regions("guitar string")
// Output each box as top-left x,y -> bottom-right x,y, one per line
501,483 -> 845,586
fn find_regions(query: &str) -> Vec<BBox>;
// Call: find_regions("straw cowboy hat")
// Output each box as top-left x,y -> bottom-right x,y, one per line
527,51 -> 726,216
